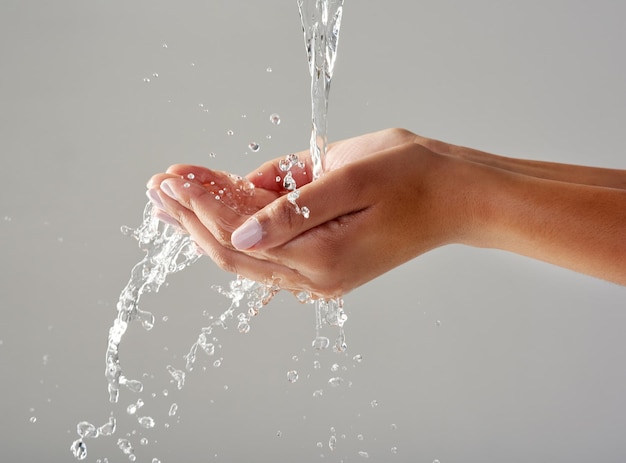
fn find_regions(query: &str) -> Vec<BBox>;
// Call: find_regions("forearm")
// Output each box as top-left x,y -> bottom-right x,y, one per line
460,160 -> 626,285
462,150 -> 626,190
416,134 -> 626,190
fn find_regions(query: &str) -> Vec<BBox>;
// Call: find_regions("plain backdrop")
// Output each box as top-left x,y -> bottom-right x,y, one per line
1,1 -> 625,462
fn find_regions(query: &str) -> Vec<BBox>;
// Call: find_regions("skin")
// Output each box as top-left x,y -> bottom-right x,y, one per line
146,128 -> 626,298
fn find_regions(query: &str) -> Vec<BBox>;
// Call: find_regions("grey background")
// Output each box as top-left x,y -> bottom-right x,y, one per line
1,1 -> 625,462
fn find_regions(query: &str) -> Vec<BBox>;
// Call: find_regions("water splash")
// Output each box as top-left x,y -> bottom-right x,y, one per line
106,202 -> 202,404
184,276 -> 280,371
73,2 -> 349,460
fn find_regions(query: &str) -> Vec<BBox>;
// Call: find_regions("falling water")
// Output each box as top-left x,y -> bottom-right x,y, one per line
298,0 -> 348,354
72,1 -> 347,460
298,0 -> 343,180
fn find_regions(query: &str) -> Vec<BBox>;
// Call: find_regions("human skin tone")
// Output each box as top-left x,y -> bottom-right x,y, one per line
147,129 -> 626,297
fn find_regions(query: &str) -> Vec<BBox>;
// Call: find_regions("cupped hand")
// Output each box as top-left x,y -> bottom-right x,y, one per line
146,129 -> 466,298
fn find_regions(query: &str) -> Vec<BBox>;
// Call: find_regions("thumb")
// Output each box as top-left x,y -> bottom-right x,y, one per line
230,167 -> 366,251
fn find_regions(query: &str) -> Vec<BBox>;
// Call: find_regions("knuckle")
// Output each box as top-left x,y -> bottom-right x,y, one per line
265,199 -> 301,232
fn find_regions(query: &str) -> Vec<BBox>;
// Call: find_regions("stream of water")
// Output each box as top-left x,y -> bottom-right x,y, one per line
71,1 -> 345,460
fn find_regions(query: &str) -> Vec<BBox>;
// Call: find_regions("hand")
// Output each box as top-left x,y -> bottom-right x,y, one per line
146,129 -> 467,297
147,128 -> 626,291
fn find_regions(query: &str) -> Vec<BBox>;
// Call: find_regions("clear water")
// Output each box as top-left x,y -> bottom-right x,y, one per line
298,0 -> 343,181
297,0 -> 348,357
72,1 -> 347,460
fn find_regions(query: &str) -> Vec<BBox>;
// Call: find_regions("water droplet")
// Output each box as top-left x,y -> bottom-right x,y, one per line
29,416 -> 37,423
328,377 -> 344,387
140,437 -> 148,445
331,363 -> 339,372
370,400 -> 378,408
97,417 -> 116,436
152,73 -> 159,78
162,316 -> 168,322
162,389 -> 169,397
70,439 -> 87,460
162,43 -> 168,48
168,403 -> 178,417
358,451 -> 369,458
317,441 -> 323,448
237,320 -> 250,334
248,142 -> 260,152
4,216 -> 11,221
276,430 -> 282,437
187,173 -> 195,180
313,360 -> 321,369
213,359 -> 221,368
283,171 -> 296,191
209,152 -> 216,158
183,182 -> 190,188
357,434 -> 364,441
166,365 -> 185,389
391,423 -> 398,430
152,459 -> 161,463
391,447 -> 398,454
226,129 -> 234,136
301,206 -> 310,218
266,66 -> 273,73
313,389 -> 323,398
435,320 -> 441,327
138,416 -> 155,429
353,354 -> 363,363
287,370 -> 299,383
312,336 -> 330,350
270,113 -> 281,125
329,435 -> 337,451
121,378 -> 143,393
198,335 -> 215,356
143,77 -> 151,83
117,438 -> 134,457
77,421 -> 97,438
433,460 -> 440,463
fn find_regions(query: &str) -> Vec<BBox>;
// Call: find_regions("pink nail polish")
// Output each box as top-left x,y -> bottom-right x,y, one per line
231,218 -> 262,250
146,189 -> 164,210
160,180 -> 178,201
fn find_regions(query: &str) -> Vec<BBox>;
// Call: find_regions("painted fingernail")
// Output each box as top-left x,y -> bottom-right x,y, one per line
154,210 -> 180,228
231,217 -> 262,250
146,188 -> 164,210
160,179 -> 178,201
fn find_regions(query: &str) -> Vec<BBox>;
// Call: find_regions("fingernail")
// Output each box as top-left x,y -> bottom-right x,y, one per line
146,188 -> 164,210
154,210 -> 180,228
160,179 -> 178,201
231,217 -> 262,250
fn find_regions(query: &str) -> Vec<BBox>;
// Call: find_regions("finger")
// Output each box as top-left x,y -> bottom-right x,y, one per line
165,164 -> 241,188
153,209 -> 183,229
147,172 -> 180,190
162,200 -> 317,293
231,160 -> 370,251
245,150 -> 313,191
156,176 -> 249,247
